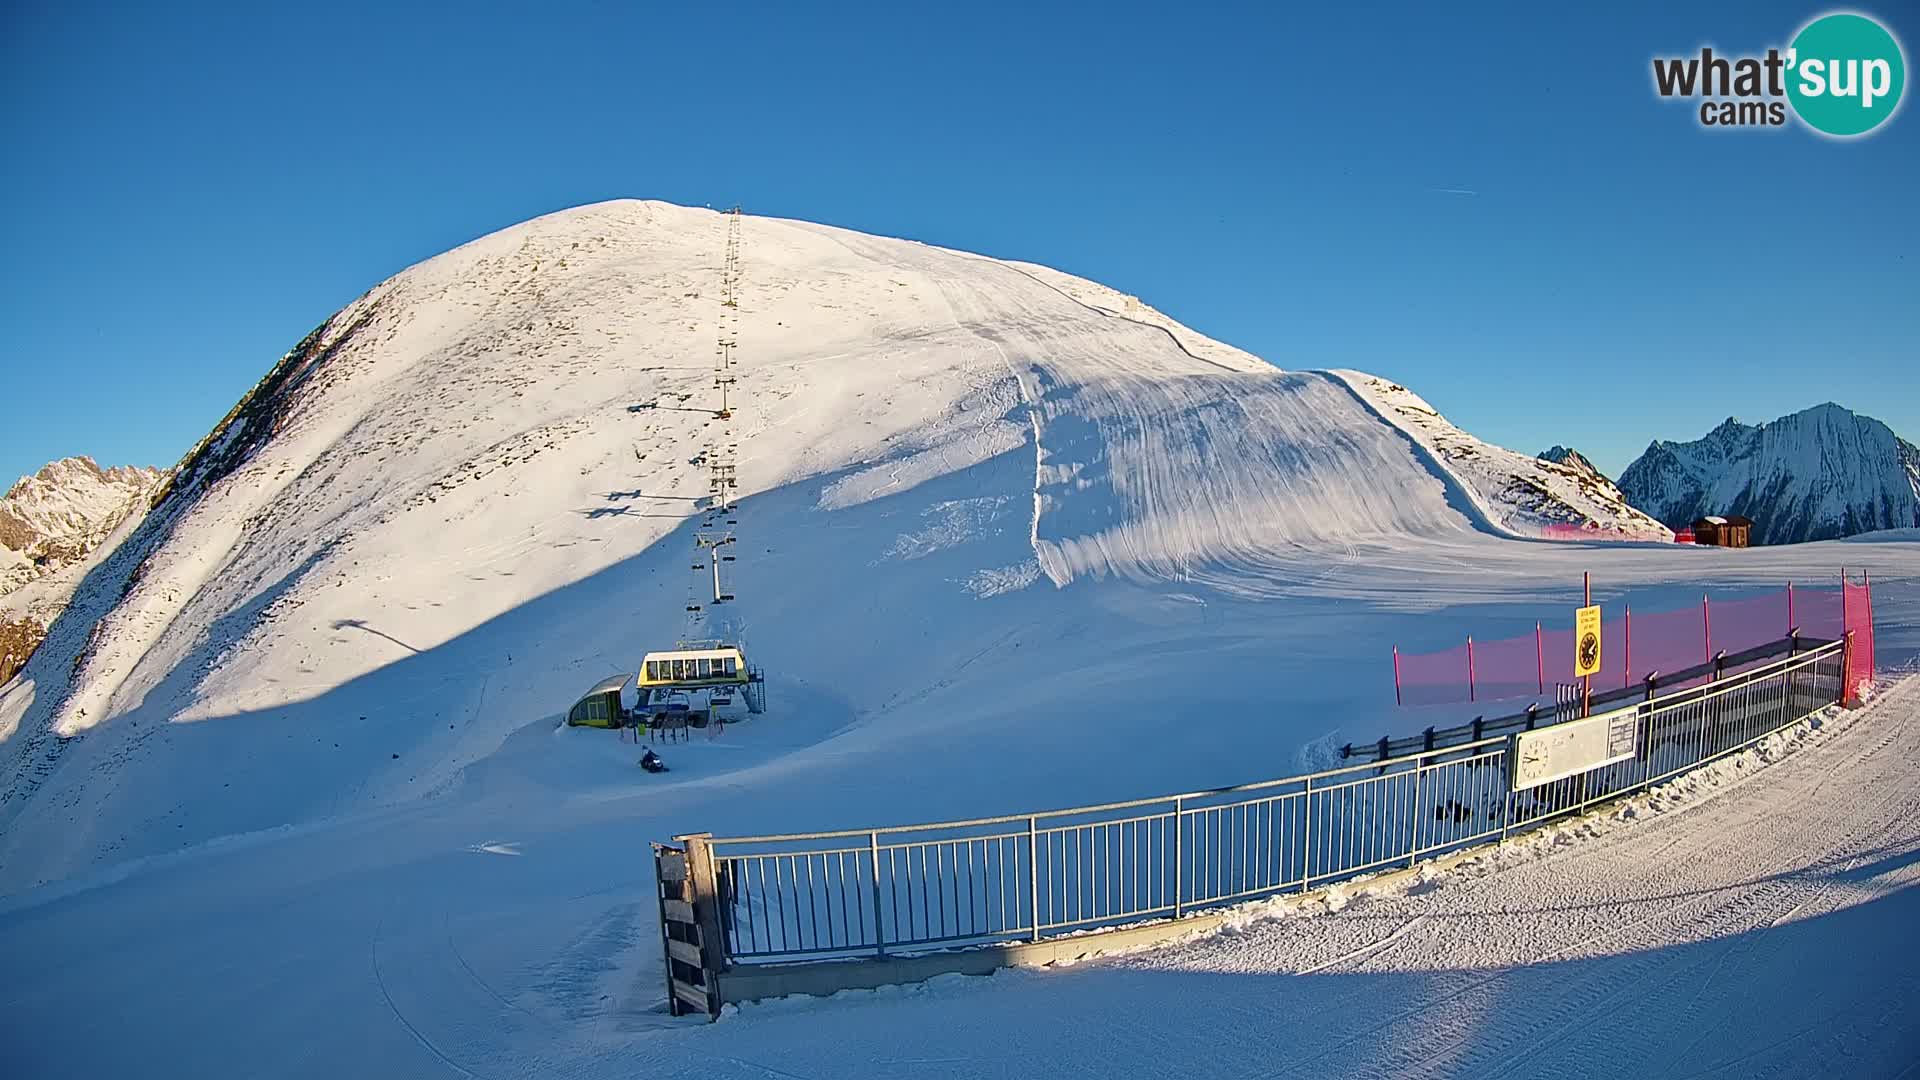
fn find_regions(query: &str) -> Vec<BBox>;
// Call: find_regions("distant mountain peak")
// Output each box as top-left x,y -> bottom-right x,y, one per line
1537,445 -> 1610,483
1,455 -> 168,685
2,456 -> 166,591
1618,405 -> 1920,544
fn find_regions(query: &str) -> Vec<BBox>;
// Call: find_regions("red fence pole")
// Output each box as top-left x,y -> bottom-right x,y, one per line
1624,605 -> 1632,689
1467,636 -> 1476,703
1582,572 -> 1593,718
1702,593 -> 1712,665
1865,571 -> 1875,682
1393,645 -> 1402,706
1535,621 -> 1544,694
1841,567 -> 1848,677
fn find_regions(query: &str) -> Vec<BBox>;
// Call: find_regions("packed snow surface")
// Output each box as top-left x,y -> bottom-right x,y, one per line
1,200 -> 1917,1077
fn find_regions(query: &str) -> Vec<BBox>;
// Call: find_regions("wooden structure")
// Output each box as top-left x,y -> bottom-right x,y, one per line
1690,515 -> 1753,548
653,835 -> 726,1019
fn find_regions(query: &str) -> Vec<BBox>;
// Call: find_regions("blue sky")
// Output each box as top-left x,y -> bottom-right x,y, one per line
2,0 -> 1914,485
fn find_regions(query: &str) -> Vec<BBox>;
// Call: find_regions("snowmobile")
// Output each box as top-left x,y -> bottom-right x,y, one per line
640,749 -> 669,774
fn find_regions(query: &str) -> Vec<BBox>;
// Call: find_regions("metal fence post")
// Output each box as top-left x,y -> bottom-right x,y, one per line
1499,783 -> 1512,843
868,831 -> 885,957
1299,780 -> 1313,893
1028,816 -> 1041,940
1407,758 -> 1422,868
1171,799 -> 1183,918
1841,630 -> 1856,706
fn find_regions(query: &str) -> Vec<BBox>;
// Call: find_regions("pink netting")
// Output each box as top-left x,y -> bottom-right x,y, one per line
1620,604 -> 1707,683
1845,580 -> 1876,700
1395,643 -> 1470,707
1472,633 -> 1544,701
1392,584 -> 1859,706
1539,523 -> 1647,542
1798,587 -> 1844,640
1708,592 -> 1791,658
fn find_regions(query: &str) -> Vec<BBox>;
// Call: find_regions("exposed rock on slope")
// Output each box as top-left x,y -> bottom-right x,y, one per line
0,458 -> 166,684
1539,446 -> 1607,482
0,457 -> 165,597
1338,374 -> 1673,541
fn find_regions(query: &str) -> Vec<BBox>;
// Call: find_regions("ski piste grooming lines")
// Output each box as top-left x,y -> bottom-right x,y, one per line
1651,10 -> 1907,137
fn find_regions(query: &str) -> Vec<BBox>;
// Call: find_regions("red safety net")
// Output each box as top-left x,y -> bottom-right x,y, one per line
1395,643 -> 1471,707
1539,523 -> 1646,543
1394,583 -> 1859,707
1845,578 -> 1877,702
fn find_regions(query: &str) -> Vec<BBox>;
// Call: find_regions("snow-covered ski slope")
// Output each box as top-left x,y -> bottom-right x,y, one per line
1,199 -> 1918,1077
0,198 -> 1683,891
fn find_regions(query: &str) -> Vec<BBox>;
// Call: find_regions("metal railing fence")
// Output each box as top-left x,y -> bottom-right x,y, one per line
701,639 -> 1846,965
1359,632 -> 1834,762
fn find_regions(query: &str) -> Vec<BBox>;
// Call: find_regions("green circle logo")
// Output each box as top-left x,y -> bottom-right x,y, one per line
1787,13 -> 1906,136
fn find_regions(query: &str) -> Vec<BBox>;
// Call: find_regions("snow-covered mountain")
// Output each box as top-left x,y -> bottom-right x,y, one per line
1618,404 -> 1920,545
3,198 -> 1919,1080
0,458 -> 166,685
1,200 -> 1696,888
0,457 -> 165,597
1539,445 -> 1605,480
1339,376 -> 1673,541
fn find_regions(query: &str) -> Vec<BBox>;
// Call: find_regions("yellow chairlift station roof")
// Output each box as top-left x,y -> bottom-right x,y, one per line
639,645 -> 749,687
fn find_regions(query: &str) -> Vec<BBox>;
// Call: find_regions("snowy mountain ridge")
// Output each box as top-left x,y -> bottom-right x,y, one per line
1538,445 -> 1606,481
0,457 -> 165,598
1618,404 -> 1920,545
0,458 -> 166,686
1339,376 -> 1674,541
1,199 -> 1696,890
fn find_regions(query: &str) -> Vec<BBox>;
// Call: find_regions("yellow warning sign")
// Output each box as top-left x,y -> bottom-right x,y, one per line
1574,604 -> 1603,678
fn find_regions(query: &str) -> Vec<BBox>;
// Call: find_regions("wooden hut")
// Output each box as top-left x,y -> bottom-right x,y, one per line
1690,515 -> 1753,548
